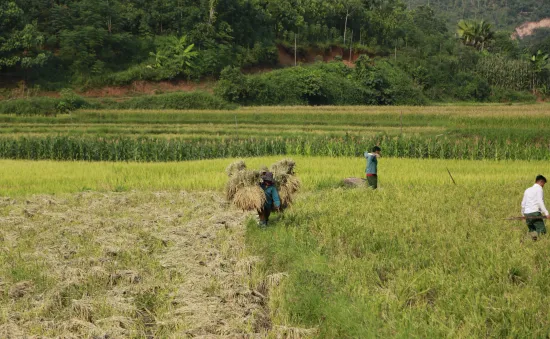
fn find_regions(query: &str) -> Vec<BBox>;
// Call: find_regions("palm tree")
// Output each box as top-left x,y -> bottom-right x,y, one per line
457,19 -> 494,51
457,20 -> 476,47
148,36 -> 197,78
170,36 -> 198,70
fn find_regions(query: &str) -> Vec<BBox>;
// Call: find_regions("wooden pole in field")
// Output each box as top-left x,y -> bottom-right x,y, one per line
446,168 -> 456,185
400,111 -> 403,135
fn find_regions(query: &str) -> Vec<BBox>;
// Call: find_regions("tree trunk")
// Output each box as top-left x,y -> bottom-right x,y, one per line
294,34 -> 297,66
343,9 -> 349,45
349,30 -> 353,63
209,0 -> 217,25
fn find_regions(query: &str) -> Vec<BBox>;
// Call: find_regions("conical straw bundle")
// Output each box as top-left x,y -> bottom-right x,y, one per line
270,159 -> 296,175
225,169 -> 261,202
233,186 -> 266,211
226,160 -> 247,176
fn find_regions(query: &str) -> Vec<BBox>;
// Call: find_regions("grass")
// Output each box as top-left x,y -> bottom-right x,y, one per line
1,156 -> 549,196
2,102 -> 550,336
1,105 -> 550,141
1,156 -> 550,336
2,105 -> 550,163
243,157 -> 550,337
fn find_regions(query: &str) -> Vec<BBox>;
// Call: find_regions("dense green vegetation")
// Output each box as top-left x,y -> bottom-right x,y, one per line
0,91 -> 235,115
216,61 -> 429,105
1,105 -> 549,161
2,0 -> 550,104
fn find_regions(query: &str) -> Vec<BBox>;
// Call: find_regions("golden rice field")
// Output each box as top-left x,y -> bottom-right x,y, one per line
2,156 -> 550,337
2,104 -> 550,337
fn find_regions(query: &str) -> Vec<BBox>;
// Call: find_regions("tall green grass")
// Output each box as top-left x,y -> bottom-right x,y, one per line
0,97 -> 67,116
0,135 -> 548,162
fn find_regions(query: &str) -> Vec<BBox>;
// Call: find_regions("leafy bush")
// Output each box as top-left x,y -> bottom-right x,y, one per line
453,72 -> 492,101
355,57 -> 428,105
111,91 -> 237,110
217,62 -> 382,106
489,88 -> 536,103
237,43 -> 279,68
0,97 -> 70,115
100,65 -> 171,87
56,89 -> 90,112
215,67 -> 250,103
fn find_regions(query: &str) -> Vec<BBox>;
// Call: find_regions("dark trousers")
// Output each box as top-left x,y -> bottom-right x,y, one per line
525,212 -> 547,235
366,175 -> 378,189
258,207 -> 272,224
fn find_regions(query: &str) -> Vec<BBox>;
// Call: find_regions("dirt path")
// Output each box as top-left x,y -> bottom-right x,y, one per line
0,191 -> 268,338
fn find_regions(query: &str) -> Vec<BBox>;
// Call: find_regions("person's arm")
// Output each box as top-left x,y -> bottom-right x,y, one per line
521,193 -> 526,216
364,151 -> 370,159
272,187 -> 281,209
537,189 -> 549,217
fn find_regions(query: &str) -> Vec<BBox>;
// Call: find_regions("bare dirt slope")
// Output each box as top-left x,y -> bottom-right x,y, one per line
513,18 -> 550,39
0,191 -> 268,338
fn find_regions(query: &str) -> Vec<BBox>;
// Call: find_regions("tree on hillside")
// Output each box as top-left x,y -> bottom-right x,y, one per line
148,35 -> 198,79
0,2 -> 48,73
265,0 -> 304,39
336,0 -> 364,45
457,19 -> 494,51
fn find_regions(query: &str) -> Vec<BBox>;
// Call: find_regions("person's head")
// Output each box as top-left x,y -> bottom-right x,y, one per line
262,172 -> 274,185
372,146 -> 381,155
536,174 -> 547,187
260,166 -> 268,175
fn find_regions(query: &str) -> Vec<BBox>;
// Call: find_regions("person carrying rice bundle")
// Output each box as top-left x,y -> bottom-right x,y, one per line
258,172 -> 281,227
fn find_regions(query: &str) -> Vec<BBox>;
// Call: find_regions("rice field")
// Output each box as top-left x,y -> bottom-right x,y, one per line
1,104 -> 550,162
2,105 -> 550,139
1,157 -> 550,337
2,104 -> 550,337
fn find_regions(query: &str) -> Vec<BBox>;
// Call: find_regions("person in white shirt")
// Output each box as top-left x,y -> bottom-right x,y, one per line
521,175 -> 549,240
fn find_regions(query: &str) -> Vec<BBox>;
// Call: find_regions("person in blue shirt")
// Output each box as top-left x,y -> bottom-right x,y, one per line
364,146 -> 381,189
258,172 -> 281,227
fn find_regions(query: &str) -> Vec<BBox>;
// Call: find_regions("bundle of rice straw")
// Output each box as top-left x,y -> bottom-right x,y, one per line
270,159 -> 296,175
270,159 -> 301,207
233,186 -> 266,211
225,167 -> 261,202
226,159 -> 247,176
225,159 -> 301,211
